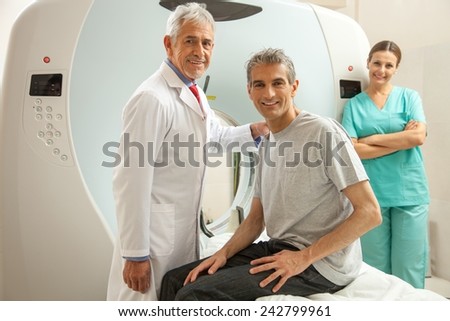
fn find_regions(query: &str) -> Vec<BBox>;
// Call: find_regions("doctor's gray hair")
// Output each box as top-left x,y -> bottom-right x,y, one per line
166,2 -> 215,43
245,48 -> 296,85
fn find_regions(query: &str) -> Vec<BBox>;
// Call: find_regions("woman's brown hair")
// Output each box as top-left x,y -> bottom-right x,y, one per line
368,40 -> 402,66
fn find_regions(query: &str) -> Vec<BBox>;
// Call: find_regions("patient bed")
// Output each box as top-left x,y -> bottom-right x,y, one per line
200,232 -> 447,301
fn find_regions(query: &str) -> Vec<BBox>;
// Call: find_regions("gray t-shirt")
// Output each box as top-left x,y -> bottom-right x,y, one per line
254,111 -> 368,286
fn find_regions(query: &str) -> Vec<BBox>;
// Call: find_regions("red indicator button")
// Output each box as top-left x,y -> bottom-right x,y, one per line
348,65 -> 353,72
43,56 -> 51,64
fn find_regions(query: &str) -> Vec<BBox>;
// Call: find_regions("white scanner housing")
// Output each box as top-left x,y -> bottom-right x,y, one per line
0,0 -> 369,300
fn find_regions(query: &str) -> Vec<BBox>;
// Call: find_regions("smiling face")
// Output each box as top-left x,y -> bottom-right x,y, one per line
367,50 -> 399,86
164,19 -> 214,81
247,63 -> 299,132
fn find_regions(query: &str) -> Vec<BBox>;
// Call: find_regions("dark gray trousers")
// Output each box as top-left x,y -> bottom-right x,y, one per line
160,239 -> 344,301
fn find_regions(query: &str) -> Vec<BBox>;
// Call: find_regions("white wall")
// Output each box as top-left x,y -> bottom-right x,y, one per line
350,0 -> 450,51
337,0 -> 450,282
394,43 -> 450,282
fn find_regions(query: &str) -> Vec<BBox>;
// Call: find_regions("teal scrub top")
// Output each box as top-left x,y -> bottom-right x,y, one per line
341,86 -> 429,207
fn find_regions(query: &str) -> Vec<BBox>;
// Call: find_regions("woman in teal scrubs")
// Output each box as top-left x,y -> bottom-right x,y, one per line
341,40 -> 429,288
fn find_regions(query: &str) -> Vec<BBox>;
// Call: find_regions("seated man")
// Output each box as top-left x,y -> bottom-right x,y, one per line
160,48 -> 381,301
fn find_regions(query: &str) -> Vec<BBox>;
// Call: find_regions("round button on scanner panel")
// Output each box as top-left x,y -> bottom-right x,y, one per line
23,71 -> 74,166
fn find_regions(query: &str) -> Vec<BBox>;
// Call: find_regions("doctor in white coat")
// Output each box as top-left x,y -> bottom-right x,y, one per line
107,3 -> 266,300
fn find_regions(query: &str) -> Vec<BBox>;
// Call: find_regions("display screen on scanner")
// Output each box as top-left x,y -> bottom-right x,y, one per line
29,73 -> 62,96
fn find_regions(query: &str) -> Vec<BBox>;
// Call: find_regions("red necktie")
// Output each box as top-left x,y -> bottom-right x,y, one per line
189,84 -> 205,118
189,84 -> 201,104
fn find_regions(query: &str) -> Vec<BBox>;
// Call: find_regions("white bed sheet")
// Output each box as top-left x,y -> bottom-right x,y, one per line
200,233 -> 447,301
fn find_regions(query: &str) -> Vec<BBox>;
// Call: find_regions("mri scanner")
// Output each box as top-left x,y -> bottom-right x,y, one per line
0,0 -> 369,300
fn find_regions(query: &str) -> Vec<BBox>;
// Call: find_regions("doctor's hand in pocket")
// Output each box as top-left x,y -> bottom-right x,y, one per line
123,259 -> 151,293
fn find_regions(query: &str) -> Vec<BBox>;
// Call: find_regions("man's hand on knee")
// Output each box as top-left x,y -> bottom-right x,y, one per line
184,252 -> 227,285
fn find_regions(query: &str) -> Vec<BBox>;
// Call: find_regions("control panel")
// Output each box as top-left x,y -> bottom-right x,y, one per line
22,71 -> 74,166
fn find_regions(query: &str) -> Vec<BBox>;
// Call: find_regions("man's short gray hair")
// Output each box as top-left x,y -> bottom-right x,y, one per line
166,2 -> 215,43
245,48 -> 296,84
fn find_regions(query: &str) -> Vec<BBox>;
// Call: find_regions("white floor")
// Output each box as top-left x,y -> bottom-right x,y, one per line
425,276 -> 450,299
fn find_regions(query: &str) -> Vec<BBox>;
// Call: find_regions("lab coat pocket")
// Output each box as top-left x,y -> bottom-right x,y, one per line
149,203 -> 175,257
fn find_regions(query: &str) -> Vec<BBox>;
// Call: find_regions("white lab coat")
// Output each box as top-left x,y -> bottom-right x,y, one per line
107,62 -> 253,300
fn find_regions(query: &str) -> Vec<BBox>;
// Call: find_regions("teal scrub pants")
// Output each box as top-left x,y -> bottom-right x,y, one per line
360,205 -> 429,288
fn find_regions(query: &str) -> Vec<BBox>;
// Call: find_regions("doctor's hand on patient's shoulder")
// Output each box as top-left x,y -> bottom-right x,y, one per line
249,250 -> 309,293
183,251 -> 228,285
123,259 -> 151,294
250,121 -> 269,139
